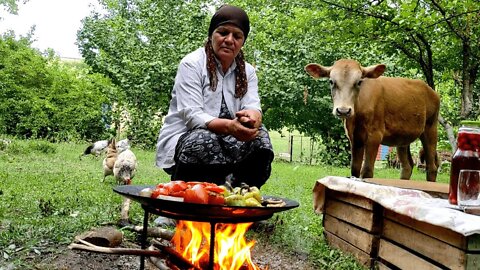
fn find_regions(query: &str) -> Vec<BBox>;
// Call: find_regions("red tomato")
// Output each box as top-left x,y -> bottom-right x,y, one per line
172,181 -> 188,191
185,181 -> 205,188
184,184 -> 209,204
169,190 -> 186,198
208,193 -> 225,205
205,185 -> 224,193
163,181 -> 188,194
151,188 -> 169,198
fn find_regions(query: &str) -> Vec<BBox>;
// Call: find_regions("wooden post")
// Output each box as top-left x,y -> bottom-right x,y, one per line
289,135 -> 293,162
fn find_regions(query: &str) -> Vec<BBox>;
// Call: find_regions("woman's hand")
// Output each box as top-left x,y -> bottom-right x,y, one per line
228,118 -> 258,141
206,110 -> 261,142
235,109 -> 262,129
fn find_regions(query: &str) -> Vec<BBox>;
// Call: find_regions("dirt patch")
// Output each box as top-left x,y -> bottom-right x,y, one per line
34,239 -> 316,270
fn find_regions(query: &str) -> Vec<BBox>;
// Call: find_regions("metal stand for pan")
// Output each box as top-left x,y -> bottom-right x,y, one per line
139,205 -> 273,270
112,185 -> 299,270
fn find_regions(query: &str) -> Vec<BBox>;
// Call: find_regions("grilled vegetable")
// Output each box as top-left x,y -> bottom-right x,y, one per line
225,194 -> 246,206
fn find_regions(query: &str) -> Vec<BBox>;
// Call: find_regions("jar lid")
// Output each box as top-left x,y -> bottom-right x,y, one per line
461,120 -> 480,127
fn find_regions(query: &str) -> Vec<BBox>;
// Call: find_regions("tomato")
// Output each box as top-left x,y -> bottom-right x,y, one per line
185,181 -> 205,188
208,193 -> 225,205
184,184 -> 209,204
169,190 -> 186,198
151,188 -> 169,198
205,185 -> 225,193
163,181 -> 188,194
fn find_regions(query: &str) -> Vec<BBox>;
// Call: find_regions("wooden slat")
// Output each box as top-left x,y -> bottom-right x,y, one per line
325,198 -> 375,232
326,189 -> 374,210
378,239 -> 442,270
375,260 -> 393,270
383,218 -> 466,270
386,208 -> 480,252
324,231 -> 373,268
384,208 -> 469,250
323,214 -> 377,254
364,178 -> 448,198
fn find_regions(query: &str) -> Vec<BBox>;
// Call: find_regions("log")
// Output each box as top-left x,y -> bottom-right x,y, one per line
147,245 -> 172,270
68,239 -> 163,257
151,239 -> 201,270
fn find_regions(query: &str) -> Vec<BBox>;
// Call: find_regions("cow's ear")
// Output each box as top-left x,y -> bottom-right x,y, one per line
362,64 -> 386,78
305,63 -> 331,78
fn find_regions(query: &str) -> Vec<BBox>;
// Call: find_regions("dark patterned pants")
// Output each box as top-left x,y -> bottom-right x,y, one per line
167,127 -> 274,188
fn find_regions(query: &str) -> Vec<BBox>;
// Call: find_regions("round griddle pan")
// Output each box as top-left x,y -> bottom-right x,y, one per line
114,185 -> 299,223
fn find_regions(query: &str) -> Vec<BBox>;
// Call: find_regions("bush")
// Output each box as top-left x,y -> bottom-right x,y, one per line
0,34 -> 120,142
1,139 -> 56,155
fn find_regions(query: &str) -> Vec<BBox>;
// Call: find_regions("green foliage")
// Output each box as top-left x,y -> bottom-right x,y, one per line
0,33 -> 119,142
0,0 -> 20,15
1,139 -> 56,155
2,0 -> 476,155
77,0 -> 211,148
74,0 -> 478,152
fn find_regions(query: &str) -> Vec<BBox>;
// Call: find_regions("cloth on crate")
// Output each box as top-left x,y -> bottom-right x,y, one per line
313,176 -> 480,236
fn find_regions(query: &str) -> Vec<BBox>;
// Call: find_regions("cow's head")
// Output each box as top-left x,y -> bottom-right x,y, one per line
305,59 -> 386,119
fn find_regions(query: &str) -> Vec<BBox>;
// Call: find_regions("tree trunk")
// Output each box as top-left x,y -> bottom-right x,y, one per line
461,42 -> 474,118
438,114 -> 456,152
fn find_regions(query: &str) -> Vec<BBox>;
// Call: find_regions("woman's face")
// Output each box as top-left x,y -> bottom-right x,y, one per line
211,24 -> 245,68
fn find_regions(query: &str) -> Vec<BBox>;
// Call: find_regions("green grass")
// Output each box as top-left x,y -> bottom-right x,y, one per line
0,139 -> 450,269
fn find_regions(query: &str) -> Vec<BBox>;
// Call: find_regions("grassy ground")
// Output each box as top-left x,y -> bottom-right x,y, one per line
0,139 -> 450,269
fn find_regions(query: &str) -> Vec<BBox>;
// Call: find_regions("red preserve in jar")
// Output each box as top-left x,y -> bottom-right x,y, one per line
449,121 -> 480,204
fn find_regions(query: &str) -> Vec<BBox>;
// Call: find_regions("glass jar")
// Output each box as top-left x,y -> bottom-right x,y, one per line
449,121 -> 480,205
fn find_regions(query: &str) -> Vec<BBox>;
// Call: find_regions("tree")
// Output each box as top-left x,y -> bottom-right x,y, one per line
76,0 -> 477,161
77,0 -> 211,147
311,0 -> 480,151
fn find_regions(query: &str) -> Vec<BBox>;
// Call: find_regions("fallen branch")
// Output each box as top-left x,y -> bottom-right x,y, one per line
147,246 -> 172,270
152,239 -> 201,270
68,239 -> 163,257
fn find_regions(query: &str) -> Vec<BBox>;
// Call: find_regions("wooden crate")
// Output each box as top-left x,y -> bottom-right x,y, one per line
378,209 -> 480,270
323,189 -> 382,268
321,179 -> 480,270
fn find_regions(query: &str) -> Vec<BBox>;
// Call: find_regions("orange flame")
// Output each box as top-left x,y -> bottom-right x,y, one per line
172,221 -> 261,270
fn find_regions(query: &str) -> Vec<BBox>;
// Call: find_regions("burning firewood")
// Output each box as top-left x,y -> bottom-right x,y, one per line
151,239 -> 201,270
147,245 -> 171,270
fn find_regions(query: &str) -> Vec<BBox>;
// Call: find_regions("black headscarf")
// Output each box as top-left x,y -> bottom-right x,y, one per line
208,4 -> 250,42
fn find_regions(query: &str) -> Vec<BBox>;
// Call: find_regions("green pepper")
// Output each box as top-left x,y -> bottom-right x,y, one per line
218,185 -> 230,197
245,197 -> 262,207
249,186 -> 262,202
225,194 -> 246,206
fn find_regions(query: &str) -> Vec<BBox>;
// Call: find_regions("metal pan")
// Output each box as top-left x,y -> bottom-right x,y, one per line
114,185 -> 299,223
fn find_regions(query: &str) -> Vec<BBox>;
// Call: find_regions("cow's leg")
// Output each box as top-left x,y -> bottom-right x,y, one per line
350,142 -> 364,178
360,142 -> 380,179
396,145 -> 413,180
420,130 -> 438,182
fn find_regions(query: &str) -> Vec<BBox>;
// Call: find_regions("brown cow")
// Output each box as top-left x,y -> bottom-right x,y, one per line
305,59 -> 440,182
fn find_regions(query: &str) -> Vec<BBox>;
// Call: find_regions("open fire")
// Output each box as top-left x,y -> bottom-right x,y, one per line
171,220 -> 262,270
